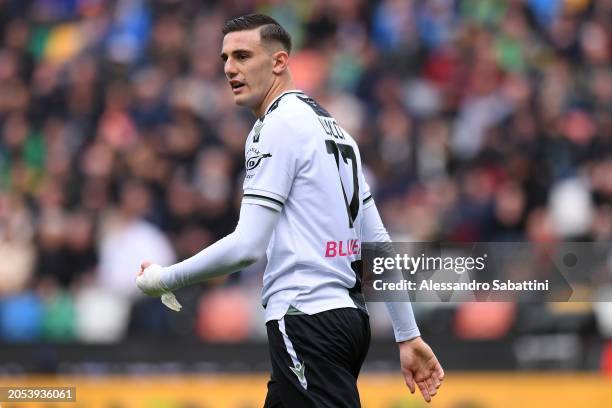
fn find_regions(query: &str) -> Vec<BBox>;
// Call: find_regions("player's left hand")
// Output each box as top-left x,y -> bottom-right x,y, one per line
398,336 -> 444,403
136,261 -> 182,312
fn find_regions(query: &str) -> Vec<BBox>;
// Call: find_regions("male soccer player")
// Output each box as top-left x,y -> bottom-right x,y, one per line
137,14 -> 444,407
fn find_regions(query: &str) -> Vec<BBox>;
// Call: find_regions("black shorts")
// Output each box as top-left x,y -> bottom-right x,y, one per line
263,307 -> 371,408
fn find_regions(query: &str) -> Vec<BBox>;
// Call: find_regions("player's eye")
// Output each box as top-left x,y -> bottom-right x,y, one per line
238,53 -> 249,61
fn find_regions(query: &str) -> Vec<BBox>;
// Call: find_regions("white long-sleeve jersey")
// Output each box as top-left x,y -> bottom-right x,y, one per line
160,90 -> 420,341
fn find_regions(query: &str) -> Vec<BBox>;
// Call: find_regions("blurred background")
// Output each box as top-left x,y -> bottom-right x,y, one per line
0,0 -> 611,406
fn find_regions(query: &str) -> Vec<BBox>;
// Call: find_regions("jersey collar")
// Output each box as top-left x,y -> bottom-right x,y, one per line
260,89 -> 305,119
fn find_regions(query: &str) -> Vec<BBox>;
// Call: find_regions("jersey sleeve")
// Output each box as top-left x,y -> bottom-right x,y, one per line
242,117 -> 298,212
357,150 -> 374,210
361,178 -> 374,210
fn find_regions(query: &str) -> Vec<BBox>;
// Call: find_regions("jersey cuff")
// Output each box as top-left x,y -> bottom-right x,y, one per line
395,327 -> 421,343
362,194 -> 374,210
243,189 -> 286,212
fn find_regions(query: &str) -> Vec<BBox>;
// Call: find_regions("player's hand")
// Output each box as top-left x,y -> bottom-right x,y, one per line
136,261 -> 182,312
136,262 -> 166,296
398,336 -> 444,403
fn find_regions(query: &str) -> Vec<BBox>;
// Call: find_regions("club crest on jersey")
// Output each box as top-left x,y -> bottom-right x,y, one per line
245,147 -> 272,177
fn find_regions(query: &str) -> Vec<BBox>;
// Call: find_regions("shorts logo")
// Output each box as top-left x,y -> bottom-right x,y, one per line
245,153 -> 271,171
290,361 -> 306,383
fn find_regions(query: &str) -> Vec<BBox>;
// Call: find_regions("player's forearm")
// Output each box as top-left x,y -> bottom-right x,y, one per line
385,302 -> 421,342
160,231 -> 259,290
160,203 -> 278,291
362,201 -> 421,342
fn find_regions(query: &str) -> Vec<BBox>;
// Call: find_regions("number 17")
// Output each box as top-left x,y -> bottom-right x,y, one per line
325,140 -> 360,228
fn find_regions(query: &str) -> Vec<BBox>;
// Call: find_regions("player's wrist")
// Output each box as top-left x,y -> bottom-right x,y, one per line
398,335 -> 422,347
157,266 -> 172,292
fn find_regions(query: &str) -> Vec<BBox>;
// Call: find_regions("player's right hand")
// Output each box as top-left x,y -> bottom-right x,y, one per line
136,263 -> 166,296
136,262 -> 182,312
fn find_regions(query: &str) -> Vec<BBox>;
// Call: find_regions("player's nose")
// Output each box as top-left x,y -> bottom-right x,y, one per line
224,58 -> 238,78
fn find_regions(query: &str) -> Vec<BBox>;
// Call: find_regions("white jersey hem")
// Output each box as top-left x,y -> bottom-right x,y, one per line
264,296 -> 358,322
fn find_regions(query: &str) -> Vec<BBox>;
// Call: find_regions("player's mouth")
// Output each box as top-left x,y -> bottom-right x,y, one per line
230,80 -> 246,94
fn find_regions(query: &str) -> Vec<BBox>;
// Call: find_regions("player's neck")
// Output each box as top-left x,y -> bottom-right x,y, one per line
255,77 -> 295,118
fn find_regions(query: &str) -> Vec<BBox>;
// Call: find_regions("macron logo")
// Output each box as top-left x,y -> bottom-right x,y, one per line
290,361 -> 307,385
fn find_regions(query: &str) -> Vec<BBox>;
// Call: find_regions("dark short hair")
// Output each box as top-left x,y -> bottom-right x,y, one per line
222,13 -> 292,54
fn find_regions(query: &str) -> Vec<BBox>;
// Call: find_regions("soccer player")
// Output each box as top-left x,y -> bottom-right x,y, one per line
137,13 -> 444,407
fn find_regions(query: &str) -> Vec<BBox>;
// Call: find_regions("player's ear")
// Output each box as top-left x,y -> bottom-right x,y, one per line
272,50 -> 289,74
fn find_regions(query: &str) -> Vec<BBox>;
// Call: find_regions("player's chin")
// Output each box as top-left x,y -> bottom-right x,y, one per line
232,93 -> 250,106
233,93 -> 260,110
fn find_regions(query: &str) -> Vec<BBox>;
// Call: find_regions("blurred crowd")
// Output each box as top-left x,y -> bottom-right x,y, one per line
0,0 -> 611,351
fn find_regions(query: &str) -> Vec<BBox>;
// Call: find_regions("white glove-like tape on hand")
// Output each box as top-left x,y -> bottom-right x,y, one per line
136,264 -> 182,312
136,264 -> 166,296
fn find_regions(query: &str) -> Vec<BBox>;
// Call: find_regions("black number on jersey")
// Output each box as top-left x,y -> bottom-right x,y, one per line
325,140 -> 360,228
